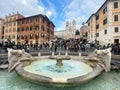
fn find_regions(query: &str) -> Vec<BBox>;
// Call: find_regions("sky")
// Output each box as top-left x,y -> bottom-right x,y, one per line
0,0 -> 105,31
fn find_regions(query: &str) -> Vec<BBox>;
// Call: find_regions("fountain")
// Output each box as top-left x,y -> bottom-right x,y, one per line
6,48 -> 112,86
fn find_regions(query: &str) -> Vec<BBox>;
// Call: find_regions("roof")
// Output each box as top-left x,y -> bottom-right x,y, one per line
17,14 -> 47,20
86,14 -> 95,23
17,14 -> 55,27
96,0 -> 109,14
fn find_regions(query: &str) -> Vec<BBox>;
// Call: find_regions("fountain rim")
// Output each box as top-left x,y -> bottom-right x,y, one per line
15,56 -> 104,86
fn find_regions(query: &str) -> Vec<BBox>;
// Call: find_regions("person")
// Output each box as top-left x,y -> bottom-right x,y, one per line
0,43 -> 3,52
26,44 -> 30,52
54,42 -> 58,52
49,41 -> 54,52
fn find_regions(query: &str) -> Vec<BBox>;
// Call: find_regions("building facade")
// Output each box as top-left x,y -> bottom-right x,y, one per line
86,0 -> 120,44
17,14 -> 54,45
0,18 -> 4,43
4,12 -> 24,44
55,20 -> 79,39
80,24 -> 88,40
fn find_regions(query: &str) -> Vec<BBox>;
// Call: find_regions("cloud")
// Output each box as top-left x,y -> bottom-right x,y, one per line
0,0 -> 105,32
43,0 -> 57,19
0,0 -> 56,18
57,0 -> 105,31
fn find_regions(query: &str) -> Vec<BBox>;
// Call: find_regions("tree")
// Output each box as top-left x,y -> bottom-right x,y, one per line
75,30 -> 80,35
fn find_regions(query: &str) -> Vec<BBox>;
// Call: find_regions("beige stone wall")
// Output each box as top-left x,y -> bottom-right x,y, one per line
87,0 -> 120,44
0,18 -> 4,42
87,15 -> 96,41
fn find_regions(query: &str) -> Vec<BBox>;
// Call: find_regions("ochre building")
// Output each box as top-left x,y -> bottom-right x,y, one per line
0,18 -> 4,43
17,14 -> 54,45
4,12 -> 24,44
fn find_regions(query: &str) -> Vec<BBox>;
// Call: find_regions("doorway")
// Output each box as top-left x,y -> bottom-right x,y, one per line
114,39 -> 119,44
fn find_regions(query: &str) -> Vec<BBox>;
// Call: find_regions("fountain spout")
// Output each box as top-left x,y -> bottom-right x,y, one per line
56,57 -> 63,67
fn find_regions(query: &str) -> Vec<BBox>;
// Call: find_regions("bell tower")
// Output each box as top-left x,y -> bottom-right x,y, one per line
71,20 -> 76,29
66,21 -> 70,30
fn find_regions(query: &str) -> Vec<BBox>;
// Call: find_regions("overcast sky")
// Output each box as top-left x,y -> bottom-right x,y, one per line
0,0 -> 105,31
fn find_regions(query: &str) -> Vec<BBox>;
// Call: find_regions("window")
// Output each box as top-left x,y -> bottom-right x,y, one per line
18,21 -> 20,25
26,27 -> 29,31
30,19 -> 32,23
21,35 -> 24,39
96,15 -> 99,20
41,34 -> 44,38
13,35 -> 15,39
14,22 -> 16,26
13,28 -> 16,32
5,36 -> 7,39
6,23 -> 8,27
47,29 -> 50,33
96,33 -> 99,37
24,35 -> 28,39
103,18 -> 107,25
22,28 -> 24,31
17,28 -> 20,32
114,15 -> 118,21
8,35 -> 11,39
42,18 -> 44,23
91,35 -> 93,38
30,27 -> 32,30
30,34 -> 33,39
96,24 -> 99,29
26,20 -> 29,24
35,34 -> 39,39
9,29 -> 12,32
22,21 -> 24,24
114,27 -> 119,32
14,17 -> 16,20
10,18 -> 12,21
114,2 -> 118,9
5,29 -> 8,33
88,23 -> 90,26
103,7 -> 107,14
41,25 -> 45,31
104,29 -> 107,34
9,23 -> 12,26
36,18 -> 39,22
36,26 -> 39,30
17,35 -> 19,39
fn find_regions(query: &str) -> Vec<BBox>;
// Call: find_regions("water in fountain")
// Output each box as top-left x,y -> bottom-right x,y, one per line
24,59 -> 93,82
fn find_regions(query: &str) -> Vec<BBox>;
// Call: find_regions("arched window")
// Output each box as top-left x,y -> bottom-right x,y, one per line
26,27 -> 29,31
75,30 -> 80,35
21,35 -> 24,39
41,25 -> 45,31
47,29 -> 50,33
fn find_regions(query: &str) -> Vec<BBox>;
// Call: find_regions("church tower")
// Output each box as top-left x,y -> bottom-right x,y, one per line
71,19 -> 76,30
66,21 -> 70,30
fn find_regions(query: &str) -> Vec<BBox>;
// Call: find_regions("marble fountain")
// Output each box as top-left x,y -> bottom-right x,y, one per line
5,48 -> 112,86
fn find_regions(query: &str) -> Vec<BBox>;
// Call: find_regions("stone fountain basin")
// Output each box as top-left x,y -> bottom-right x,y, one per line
15,56 -> 104,86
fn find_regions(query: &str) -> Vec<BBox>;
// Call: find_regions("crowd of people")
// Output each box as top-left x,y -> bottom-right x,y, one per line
0,38 -> 120,55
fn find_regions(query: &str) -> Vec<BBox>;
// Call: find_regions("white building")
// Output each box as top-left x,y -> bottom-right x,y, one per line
55,20 -> 80,39
87,0 -> 120,44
